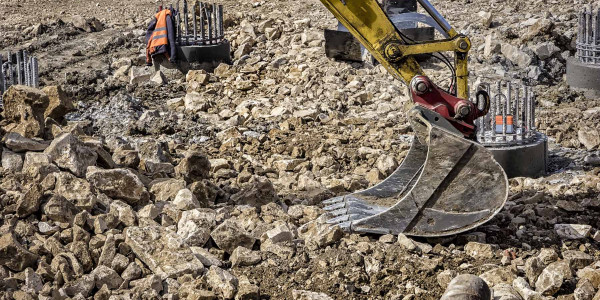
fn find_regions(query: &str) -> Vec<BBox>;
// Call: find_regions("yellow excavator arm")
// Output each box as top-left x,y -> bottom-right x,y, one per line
319,0 -> 471,99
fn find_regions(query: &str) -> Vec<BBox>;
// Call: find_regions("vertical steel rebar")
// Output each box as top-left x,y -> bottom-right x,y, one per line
200,2 -> 205,44
596,9 -> 600,64
530,88 -> 536,132
207,4 -> 213,44
176,1 -> 181,44
578,9 -> 584,61
31,57 -> 39,88
521,85 -> 527,140
24,51 -> 30,86
193,1 -> 198,43
184,0 -> 189,45
513,85 -> 522,140
587,7 -> 593,64
213,3 -> 217,42
219,4 -> 223,40
16,51 -> 23,85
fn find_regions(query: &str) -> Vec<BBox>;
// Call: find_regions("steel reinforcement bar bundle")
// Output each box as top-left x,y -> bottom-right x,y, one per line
0,50 -> 39,104
577,7 -> 600,65
175,1 -> 225,46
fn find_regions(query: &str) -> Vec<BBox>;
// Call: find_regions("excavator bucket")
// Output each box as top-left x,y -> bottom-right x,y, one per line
323,108 -> 508,237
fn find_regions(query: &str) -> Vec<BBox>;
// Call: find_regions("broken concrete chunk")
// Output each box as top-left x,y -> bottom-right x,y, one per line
292,290 -> 334,300
207,266 -> 239,300
3,132 -> 48,152
91,265 -> 123,290
465,242 -> 498,259
177,208 -> 216,247
173,188 -> 201,210
42,85 -> 74,121
231,246 -> 262,267
150,178 -> 186,201
125,226 -> 204,279
554,224 -> 592,239
0,233 -> 39,271
2,85 -> 48,138
175,151 -> 211,182
210,218 -> 256,254
86,166 -> 148,204
44,133 -> 97,177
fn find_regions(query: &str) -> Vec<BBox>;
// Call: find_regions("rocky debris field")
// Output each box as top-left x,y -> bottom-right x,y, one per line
2,0 -> 600,299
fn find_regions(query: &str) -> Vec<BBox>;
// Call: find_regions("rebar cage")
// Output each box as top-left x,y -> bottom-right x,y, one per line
0,50 -> 40,105
171,1 -> 225,46
577,7 -> 600,65
475,81 -> 537,146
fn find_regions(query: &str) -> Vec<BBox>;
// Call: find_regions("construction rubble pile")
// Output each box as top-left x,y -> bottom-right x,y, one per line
2,0 -> 600,299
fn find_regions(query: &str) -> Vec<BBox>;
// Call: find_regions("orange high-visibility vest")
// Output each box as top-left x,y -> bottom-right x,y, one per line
146,9 -> 172,63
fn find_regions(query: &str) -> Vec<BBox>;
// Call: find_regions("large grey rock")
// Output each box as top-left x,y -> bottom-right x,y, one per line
173,188 -> 201,210
42,85 -> 74,121
3,132 -> 48,152
465,242 -> 498,259
493,283 -> 524,300
86,167 -> 148,204
175,151 -> 211,182
298,222 -> 343,251
91,265 -> 123,290
211,218 -> 256,254
555,224 -> 592,239
563,250 -> 594,270
177,208 -> 216,247
207,266 -> 239,299
513,277 -> 543,300
44,133 -> 97,177
525,256 -> 545,285
0,233 -> 39,271
1,148 -> 23,172
2,85 -> 48,138
53,172 -> 97,210
16,183 -> 43,218
149,178 -> 186,201
230,176 -> 278,208
535,262 -> 564,296
125,226 -> 204,279
42,194 -> 80,223
501,44 -> 533,68
231,246 -> 262,267
578,128 -> 600,151
22,152 -> 59,181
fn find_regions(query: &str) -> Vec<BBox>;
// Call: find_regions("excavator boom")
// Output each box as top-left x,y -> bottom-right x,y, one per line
319,0 -> 509,236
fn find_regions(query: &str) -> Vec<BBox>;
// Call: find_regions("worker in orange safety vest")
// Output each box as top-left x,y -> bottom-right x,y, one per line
145,8 -> 177,66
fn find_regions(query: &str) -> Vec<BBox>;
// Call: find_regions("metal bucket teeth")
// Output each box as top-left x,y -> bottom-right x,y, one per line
321,107 -> 509,237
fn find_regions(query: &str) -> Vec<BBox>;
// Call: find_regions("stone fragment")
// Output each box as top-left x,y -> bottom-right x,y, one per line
231,246 -> 262,267
480,267 -> 517,287
109,200 -> 137,227
579,128 -> 600,151
130,66 -> 154,84
150,179 -> 186,201
122,262 -> 143,282
23,267 -> 43,293
563,251 -> 594,269
538,248 -> 559,265
1,148 -> 23,172
177,208 -> 216,247
0,233 -> 39,271
44,133 -> 97,177
555,224 -> 592,239
236,277 -> 260,300
437,270 -> 458,289
298,222 -> 343,251
577,267 -> 600,289
150,71 -> 167,85
54,172 -> 97,210
2,85 -> 48,138
210,218 -> 256,254
465,242 -> 496,260
533,42 -> 560,60
87,167 -> 148,204
3,132 -> 48,152
62,274 -> 95,297
42,85 -> 74,121
173,188 -> 201,210
574,279 -> 595,300
525,256 -> 545,285
112,148 -> 140,168
493,283 -> 524,300
207,266 -> 238,299
91,265 -> 123,289
22,152 -> 59,181
292,290 -> 334,300
175,151 -> 211,182
513,277 -> 543,300
42,195 -> 79,223
16,183 -> 43,218
478,11 -> 493,27
190,247 -> 224,267
501,44 -> 533,68
263,223 -> 294,244
535,263 -> 565,296
231,176 -> 278,208
125,226 -> 204,279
